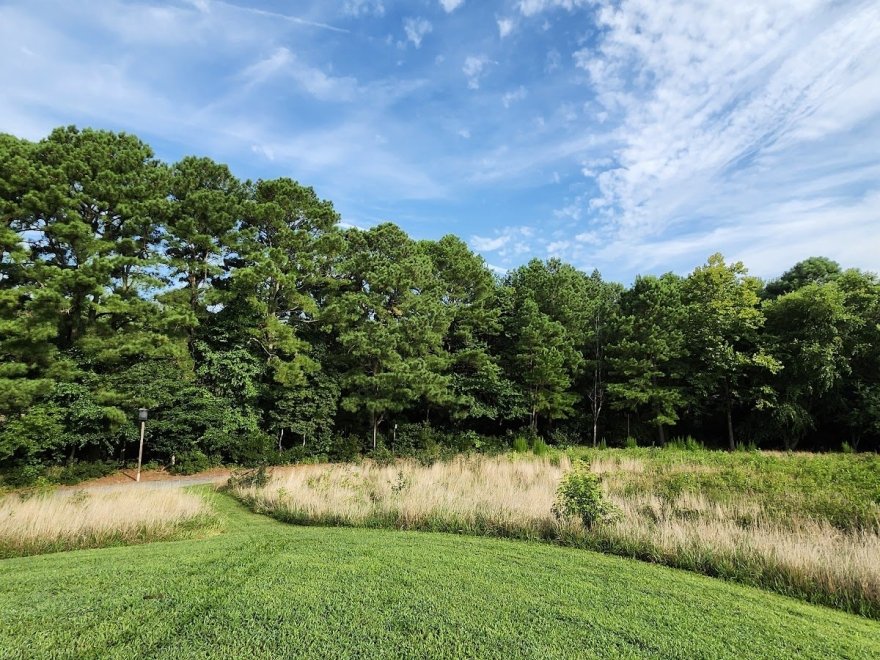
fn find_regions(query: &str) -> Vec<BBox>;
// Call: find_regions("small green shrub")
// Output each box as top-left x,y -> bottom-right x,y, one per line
552,461 -> 618,529
841,442 -> 854,454
624,436 -> 639,449
2,464 -> 46,488
549,429 -> 581,449
512,436 -> 529,453
171,451 -> 218,475
532,437 -> 550,456
227,465 -> 269,489
370,444 -> 395,467
328,434 -> 361,462
666,436 -> 704,451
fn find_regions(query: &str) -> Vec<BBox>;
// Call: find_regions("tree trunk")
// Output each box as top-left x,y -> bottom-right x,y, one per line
372,417 -> 378,450
278,428 -> 284,452
726,400 -> 735,451
658,422 -> 666,446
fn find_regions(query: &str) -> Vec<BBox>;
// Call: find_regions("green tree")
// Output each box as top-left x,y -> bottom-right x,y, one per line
608,273 -> 687,444
763,256 -> 841,299
324,224 -> 452,448
162,156 -> 244,343
232,177 -> 341,388
421,235 -> 505,423
509,297 -> 580,434
764,282 -> 850,449
684,254 -> 780,449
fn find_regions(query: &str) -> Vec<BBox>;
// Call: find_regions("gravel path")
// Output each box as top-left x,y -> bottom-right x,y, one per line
69,474 -> 228,493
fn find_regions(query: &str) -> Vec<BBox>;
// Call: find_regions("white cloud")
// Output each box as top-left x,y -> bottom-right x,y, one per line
471,235 -> 511,251
403,17 -> 432,48
343,0 -> 385,17
238,48 -> 358,102
548,0 -> 880,277
497,17 -> 514,38
439,0 -> 464,12
547,240 -> 570,254
470,226 -> 536,258
463,54 -> 490,89
458,128 -> 471,139
502,86 -> 527,108
518,0 -> 590,17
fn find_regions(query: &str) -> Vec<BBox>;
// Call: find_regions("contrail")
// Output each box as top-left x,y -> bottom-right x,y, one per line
209,1 -> 350,34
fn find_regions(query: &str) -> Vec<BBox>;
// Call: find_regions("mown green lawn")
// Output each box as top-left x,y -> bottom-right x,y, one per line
1,492 -> 878,659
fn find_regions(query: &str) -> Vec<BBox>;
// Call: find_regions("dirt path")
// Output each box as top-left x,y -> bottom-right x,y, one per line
66,467 -> 232,492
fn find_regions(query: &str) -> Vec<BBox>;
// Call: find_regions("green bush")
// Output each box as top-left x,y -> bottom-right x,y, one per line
227,465 -> 269,489
328,434 -> 362,462
666,435 -> 704,451
512,436 -> 529,453
549,429 -> 581,449
623,436 -> 638,449
1,464 -> 45,488
171,451 -> 219,475
370,444 -> 395,466
532,437 -> 550,456
552,461 -> 617,529
56,461 -> 117,485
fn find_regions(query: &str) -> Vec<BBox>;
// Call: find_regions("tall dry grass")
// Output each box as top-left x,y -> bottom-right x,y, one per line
233,455 -> 880,618
0,485 -> 216,558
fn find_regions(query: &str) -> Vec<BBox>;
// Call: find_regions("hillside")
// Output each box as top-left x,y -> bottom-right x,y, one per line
1,492 -> 877,659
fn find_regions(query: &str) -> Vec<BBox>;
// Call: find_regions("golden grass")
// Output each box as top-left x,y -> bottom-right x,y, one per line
234,455 -> 880,617
0,485 -> 215,557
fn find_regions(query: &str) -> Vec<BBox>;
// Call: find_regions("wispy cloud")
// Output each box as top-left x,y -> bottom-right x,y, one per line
439,0 -> 465,12
502,86 -> 527,108
517,0 -> 590,17
470,226 -> 535,257
497,17 -> 515,38
463,55 -> 490,89
403,17 -> 432,48
342,0 -> 385,17
2,0 -> 877,283
543,0 -> 880,277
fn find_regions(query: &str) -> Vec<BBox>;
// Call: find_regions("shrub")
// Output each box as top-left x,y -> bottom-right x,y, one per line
55,461 -> 117,486
1,464 -> 46,488
370,444 -> 395,467
512,436 -> 529,453
532,437 -> 550,456
666,435 -> 704,451
227,465 -> 269,489
552,461 -> 617,529
171,451 -> 218,475
328,434 -> 361,462
624,436 -> 638,449
549,429 -> 581,449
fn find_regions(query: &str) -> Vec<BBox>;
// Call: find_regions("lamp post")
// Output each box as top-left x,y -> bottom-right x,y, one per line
136,408 -> 148,483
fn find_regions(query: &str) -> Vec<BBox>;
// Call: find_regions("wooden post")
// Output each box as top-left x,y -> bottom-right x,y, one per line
136,420 -> 145,483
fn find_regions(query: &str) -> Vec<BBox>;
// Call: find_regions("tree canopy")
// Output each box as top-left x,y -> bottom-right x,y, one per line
2,127 -> 878,475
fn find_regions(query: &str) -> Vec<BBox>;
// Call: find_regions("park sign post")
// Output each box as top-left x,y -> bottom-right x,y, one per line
136,408 -> 148,483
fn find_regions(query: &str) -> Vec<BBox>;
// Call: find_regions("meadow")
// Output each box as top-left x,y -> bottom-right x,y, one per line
1,492 -> 878,659
0,485 -> 217,558
231,449 -> 880,618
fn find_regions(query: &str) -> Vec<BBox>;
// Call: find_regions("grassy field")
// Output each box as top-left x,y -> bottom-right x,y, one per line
0,485 -> 217,558
1,491 -> 878,659
232,450 -> 880,617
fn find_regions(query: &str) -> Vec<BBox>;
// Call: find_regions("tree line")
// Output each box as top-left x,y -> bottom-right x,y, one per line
1,127 -> 878,473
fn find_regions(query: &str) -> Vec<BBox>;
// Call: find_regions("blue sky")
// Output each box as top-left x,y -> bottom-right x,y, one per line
1,0 -> 879,283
